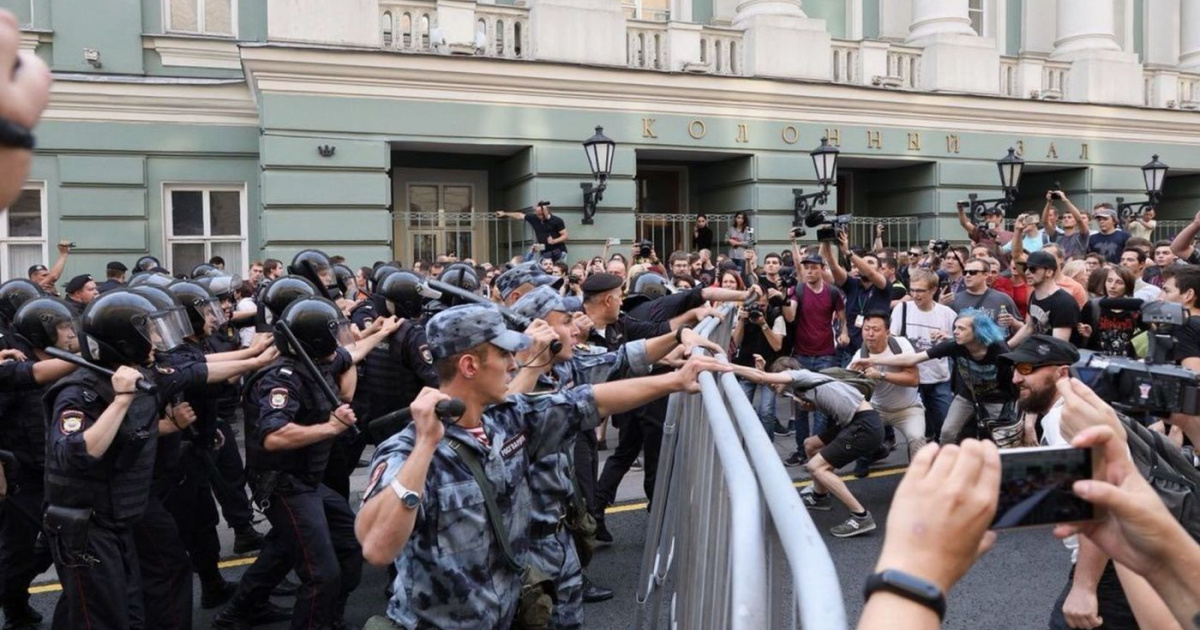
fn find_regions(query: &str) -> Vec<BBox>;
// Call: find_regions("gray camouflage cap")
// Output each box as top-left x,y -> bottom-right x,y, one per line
495,262 -> 563,301
425,303 -> 532,361
511,285 -> 567,322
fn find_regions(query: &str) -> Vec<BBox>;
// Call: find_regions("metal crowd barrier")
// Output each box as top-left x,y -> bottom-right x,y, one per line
634,308 -> 848,630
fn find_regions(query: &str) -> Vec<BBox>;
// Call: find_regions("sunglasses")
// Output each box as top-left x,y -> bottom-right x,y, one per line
964,269 -> 986,276
908,251 -> 923,257
1014,363 -> 1059,375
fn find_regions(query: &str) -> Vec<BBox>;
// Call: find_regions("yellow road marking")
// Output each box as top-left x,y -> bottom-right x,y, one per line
28,467 -> 907,594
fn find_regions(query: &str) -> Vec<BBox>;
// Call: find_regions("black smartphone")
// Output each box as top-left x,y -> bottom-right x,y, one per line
992,445 -> 1098,530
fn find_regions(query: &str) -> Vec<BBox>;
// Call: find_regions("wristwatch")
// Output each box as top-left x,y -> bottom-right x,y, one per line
389,478 -> 421,509
0,117 -> 34,150
863,569 -> 946,621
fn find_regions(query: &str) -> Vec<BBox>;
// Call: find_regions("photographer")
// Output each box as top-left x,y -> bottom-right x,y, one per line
732,285 -> 788,436
1044,190 -> 1091,259
826,230 -> 890,358
956,203 -> 1012,254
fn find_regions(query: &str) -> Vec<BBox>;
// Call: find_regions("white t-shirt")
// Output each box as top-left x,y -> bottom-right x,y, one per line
236,297 -> 257,348
890,301 -> 955,385
1037,396 -> 1079,562
850,336 -> 922,413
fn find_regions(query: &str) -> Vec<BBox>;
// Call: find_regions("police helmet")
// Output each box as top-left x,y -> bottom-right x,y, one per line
377,271 -> 424,319
78,290 -> 159,365
333,263 -> 359,301
193,274 -> 243,301
127,272 -> 174,289
12,297 -> 78,351
262,276 -> 318,323
623,272 -> 672,311
129,285 -> 194,350
288,249 -> 335,290
277,297 -> 352,359
436,263 -> 480,307
0,278 -> 44,324
370,264 -> 401,293
134,255 -> 162,273
190,263 -> 221,279
167,280 -> 227,333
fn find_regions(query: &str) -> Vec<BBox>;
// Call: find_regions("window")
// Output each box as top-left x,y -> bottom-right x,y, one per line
968,0 -> 985,36
165,186 -> 247,276
165,0 -> 236,37
0,185 -> 46,282
622,0 -> 670,20
405,183 -> 475,262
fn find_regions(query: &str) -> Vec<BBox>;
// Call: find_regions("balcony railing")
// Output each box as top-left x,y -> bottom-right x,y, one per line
1000,55 -> 1018,97
700,25 -> 742,76
831,40 -> 860,84
475,4 -> 530,59
380,1 -> 437,52
627,20 -> 668,70
1040,61 -> 1069,100
1179,73 -> 1200,110
882,45 -> 921,89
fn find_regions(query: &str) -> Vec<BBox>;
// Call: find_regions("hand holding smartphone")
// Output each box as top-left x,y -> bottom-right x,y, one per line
991,445 -> 1103,530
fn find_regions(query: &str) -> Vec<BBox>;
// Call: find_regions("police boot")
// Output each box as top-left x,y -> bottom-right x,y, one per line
210,591 -> 257,630
232,526 -> 265,555
201,576 -> 239,609
2,602 -> 42,630
581,576 -> 614,604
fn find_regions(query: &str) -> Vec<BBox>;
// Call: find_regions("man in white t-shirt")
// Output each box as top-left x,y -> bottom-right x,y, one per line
889,269 -> 956,442
853,313 -> 925,461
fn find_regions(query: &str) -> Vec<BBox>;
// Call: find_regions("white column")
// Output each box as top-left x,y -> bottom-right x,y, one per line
1050,0 -> 1142,104
733,0 -> 832,80
905,0 -> 974,44
1181,0 -> 1200,70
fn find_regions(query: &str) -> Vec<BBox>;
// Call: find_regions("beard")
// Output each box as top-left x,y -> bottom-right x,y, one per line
1019,385 -> 1058,415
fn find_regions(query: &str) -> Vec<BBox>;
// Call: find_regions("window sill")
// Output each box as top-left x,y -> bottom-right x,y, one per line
143,34 -> 242,70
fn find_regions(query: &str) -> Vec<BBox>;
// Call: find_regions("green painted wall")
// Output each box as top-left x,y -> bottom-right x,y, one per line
1006,0 -> 1021,55
50,0 -> 144,74
693,0 -> 713,25
804,0 -> 846,39
1,0 -> 32,25
863,0 -> 879,39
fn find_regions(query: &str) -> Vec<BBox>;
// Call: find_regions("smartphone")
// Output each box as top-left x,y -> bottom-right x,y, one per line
606,237 -> 621,246
956,200 -> 969,210
1051,191 -> 1064,200
992,445 -> 1099,530
746,227 -> 755,235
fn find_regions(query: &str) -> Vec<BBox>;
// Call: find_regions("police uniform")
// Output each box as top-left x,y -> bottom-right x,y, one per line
365,385 -> 602,630
233,349 -> 362,628
203,324 -> 257,537
0,335 -> 53,623
43,360 -> 206,630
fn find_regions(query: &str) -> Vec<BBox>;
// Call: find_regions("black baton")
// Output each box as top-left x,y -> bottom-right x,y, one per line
43,347 -> 158,394
274,320 -> 358,436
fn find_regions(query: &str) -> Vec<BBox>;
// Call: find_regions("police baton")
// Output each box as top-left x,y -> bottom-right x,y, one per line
273,320 -> 358,437
43,347 -> 158,394
424,280 -> 563,355
367,398 -> 466,443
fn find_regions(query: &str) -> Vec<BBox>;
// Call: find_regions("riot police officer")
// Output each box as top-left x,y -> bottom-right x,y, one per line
0,297 -> 75,629
0,278 -> 42,346
213,297 -> 363,630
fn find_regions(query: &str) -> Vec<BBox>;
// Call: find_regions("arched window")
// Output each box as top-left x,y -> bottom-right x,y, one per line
382,11 -> 393,47
420,14 -> 430,49
496,19 -> 505,56
513,22 -> 522,57
400,13 -> 412,47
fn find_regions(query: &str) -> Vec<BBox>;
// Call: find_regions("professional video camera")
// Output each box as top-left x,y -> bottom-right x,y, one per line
794,196 -> 852,242
1071,302 -> 1200,417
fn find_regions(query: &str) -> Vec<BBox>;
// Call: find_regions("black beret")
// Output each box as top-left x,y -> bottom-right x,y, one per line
581,273 -> 623,295
106,260 -> 128,272
65,274 -> 93,294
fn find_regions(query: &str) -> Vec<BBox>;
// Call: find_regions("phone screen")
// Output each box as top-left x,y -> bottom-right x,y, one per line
992,446 -> 1094,530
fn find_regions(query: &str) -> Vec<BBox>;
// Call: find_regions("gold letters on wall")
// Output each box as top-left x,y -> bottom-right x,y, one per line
866,130 -> 882,150
642,118 -> 657,138
782,125 -> 800,145
907,133 -> 921,151
736,124 -> 749,143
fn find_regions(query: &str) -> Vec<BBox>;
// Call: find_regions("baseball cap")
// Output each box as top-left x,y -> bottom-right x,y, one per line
495,262 -> 564,301
27,264 -> 47,276
1094,208 -> 1118,220
511,285 -> 567,322
1000,335 -> 1079,368
425,303 -> 532,361
799,254 -> 826,266
1024,251 -> 1058,272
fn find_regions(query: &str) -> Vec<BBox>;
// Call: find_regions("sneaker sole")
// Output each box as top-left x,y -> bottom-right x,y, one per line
803,502 -> 833,511
831,520 -> 877,538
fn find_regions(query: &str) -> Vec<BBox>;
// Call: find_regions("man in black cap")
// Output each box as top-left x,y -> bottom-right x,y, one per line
63,274 -> 97,316
1008,251 -> 1079,346
496,201 -> 569,262
27,240 -> 71,296
96,261 -> 127,293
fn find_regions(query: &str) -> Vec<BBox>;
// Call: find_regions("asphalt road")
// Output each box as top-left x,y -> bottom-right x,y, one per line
22,471 -> 1074,630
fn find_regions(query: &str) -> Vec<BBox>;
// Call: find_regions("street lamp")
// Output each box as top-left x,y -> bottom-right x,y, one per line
1117,155 -> 1169,221
792,137 -> 840,231
581,126 -> 615,225
967,148 -> 1025,222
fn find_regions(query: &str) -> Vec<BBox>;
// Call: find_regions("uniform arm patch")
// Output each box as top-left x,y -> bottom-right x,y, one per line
60,410 -> 84,434
269,387 -> 289,409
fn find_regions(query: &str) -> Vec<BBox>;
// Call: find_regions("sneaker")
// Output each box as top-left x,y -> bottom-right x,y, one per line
630,458 -> 643,471
784,451 -> 806,467
830,512 -> 877,538
800,489 -> 832,511
853,459 -> 871,479
773,423 -> 794,438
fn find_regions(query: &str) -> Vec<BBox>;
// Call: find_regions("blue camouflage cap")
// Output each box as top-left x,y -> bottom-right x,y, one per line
562,295 -> 582,313
425,303 -> 532,361
511,285 -> 567,322
495,262 -> 563,301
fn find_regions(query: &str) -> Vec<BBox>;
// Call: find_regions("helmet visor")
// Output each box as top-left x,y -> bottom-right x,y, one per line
196,298 -> 228,328
146,308 -> 191,352
52,317 -> 81,353
333,319 -> 355,349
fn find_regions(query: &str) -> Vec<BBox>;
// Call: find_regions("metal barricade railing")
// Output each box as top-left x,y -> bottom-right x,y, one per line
634,212 -> 731,259
635,311 -> 766,630
844,216 -> 921,253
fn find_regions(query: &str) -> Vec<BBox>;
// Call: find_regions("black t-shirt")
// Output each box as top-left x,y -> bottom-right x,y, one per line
694,226 -> 714,252
927,339 -> 1014,403
841,279 -> 891,351
1026,289 -> 1080,336
1171,316 -> 1200,365
628,286 -> 705,324
525,212 -> 568,255
734,310 -> 784,367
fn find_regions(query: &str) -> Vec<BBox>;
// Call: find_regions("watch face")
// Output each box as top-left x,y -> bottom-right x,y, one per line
402,493 -> 420,509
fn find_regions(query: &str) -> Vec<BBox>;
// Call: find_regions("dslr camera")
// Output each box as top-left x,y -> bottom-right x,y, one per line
637,239 -> 654,259
930,240 -> 950,256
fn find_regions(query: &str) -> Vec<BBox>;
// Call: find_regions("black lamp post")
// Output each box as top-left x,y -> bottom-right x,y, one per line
1116,155 -> 1169,222
792,137 -> 840,228
580,126 -> 615,225
967,147 -> 1024,222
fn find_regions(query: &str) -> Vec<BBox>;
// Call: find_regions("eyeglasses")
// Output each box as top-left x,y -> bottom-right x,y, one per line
908,251 -> 923,257
964,269 -> 985,276
1014,363 -> 1055,375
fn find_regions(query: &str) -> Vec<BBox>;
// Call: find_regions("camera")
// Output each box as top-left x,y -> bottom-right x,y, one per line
747,307 -> 764,322
638,239 -> 653,259
1051,191 -> 1064,200
569,274 -> 582,285
777,267 -> 798,292
789,226 -> 807,239
931,240 -> 949,256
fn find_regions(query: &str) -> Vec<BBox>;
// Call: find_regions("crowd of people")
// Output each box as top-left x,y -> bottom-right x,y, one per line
0,8 -> 1198,630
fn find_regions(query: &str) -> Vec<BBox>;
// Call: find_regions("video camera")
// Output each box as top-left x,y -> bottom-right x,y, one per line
930,240 -> 950,256
1071,302 -> 1200,417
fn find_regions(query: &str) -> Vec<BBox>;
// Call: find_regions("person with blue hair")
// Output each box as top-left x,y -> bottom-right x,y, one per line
851,308 -> 1015,445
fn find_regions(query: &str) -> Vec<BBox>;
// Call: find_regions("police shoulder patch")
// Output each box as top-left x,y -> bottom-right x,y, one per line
60,410 -> 84,434
269,387 -> 289,409
419,344 -> 433,364
156,365 -> 175,374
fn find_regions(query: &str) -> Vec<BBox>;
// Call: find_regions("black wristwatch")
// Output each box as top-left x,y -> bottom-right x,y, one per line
0,117 -> 35,150
675,326 -> 688,345
863,569 -> 946,621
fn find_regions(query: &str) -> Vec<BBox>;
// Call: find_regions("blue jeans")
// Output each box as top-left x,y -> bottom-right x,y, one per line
739,377 -> 778,435
792,354 -> 835,452
918,381 -> 954,442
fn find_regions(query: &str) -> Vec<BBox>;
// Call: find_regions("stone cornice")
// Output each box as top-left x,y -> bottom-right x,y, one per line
239,43 -> 1200,145
44,76 -> 259,125
143,35 -> 243,70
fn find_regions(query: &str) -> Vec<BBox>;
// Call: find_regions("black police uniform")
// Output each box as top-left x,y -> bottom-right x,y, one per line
234,350 -> 362,627
43,361 -> 206,630
95,279 -> 124,294
0,335 -> 53,622
203,324 -> 257,535
0,358 -> 34,391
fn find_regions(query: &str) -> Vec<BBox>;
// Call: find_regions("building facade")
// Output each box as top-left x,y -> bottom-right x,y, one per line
5,0 -> 1200,279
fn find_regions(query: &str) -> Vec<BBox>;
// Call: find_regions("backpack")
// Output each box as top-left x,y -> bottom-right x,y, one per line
794,367 -> 877,401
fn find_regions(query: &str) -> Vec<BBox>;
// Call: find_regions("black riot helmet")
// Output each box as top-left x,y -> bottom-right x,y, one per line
623,272 -> 672,311
370,264 -> 401,293
333,264 -> 359,301
276,297 -> 352,359
0,278 -> 44,324
193,273 -> 243,302
134,255 -> 162,273
190,263 -> 221,279
288,249 -> 336,291
127,271 -> 174,289
437,263 -> 479,307
377,271 -> 424,319
262,276 -> 317,324
78,290 -> 159,366
129,285 -> 194,351
13,297 -> 79,352
166,280 -> 227,334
